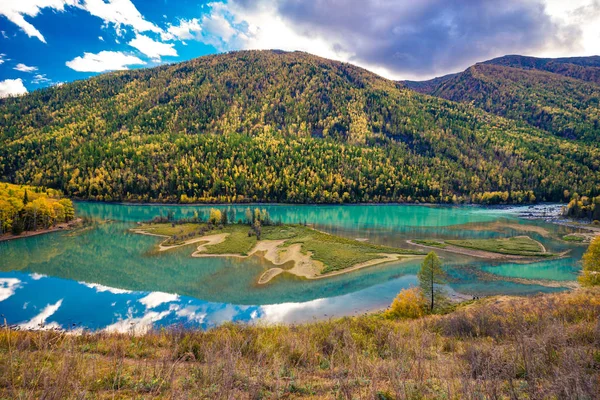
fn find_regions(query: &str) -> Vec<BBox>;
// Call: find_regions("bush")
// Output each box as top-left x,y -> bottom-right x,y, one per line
593,220 -> 599,225
386,288 -> 427,319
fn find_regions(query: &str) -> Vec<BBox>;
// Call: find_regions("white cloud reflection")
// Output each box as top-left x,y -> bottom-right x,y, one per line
18,299 -> 63,330
0,278 -> 22,301
83,282 -> 132,294
139,291 -> 179,309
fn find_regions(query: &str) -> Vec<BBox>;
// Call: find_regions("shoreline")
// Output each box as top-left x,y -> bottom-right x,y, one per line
0,218 -> 83,242
74,199 -> 567,208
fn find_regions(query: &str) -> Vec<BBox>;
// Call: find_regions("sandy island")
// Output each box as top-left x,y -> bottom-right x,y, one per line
136,229 -> 422,284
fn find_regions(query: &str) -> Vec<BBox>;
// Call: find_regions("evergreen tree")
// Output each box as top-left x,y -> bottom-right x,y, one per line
417,252 -> 447,311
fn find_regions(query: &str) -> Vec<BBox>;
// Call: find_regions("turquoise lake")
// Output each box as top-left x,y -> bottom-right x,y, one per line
0,203 -> 586,333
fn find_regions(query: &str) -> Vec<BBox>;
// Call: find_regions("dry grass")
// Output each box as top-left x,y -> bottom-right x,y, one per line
1,288 -> 599,399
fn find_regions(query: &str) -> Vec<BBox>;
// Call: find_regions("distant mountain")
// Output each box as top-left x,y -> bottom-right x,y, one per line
1,50 -> 598,204
402,73 -> 459,94
484,55 -> 600,84
403,55 -> 600,142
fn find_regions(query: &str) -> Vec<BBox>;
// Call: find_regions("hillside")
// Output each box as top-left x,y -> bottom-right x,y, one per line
1,50 -> 599,203
1,288 -> 598,398
484,54 -> 600,85
403,55 -> 600,142
429,64 -> 600,141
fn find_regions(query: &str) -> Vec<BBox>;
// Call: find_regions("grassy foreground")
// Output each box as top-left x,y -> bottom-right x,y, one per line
1,288 -> 598,399
136,223 -> 421,274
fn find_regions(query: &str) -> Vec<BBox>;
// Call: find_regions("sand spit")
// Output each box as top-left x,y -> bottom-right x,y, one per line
406,238 -> 557,262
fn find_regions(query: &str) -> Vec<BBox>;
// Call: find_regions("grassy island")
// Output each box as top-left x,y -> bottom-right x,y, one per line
132,209 -> 423,283
410,236 -> 556,259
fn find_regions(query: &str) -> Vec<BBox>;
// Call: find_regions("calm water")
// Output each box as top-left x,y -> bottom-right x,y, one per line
0,203 -> 585,332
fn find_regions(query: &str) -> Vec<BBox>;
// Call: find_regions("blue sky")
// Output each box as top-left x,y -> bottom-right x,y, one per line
1,0 -> 599,98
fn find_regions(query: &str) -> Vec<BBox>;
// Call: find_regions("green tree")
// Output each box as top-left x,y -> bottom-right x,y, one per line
417,252 -> 447,311
579,237 -> 600,286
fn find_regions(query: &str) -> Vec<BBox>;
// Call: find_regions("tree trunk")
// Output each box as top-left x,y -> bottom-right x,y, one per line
430,258 -> 434,311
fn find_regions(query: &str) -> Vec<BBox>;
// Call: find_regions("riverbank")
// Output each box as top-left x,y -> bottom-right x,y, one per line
0,218 -> 83,242
2,287 -> 598,398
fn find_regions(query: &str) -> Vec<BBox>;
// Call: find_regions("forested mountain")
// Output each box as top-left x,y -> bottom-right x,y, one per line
1,50 -> 599,204
403,55 -> 600,142
484,55 -> 600,85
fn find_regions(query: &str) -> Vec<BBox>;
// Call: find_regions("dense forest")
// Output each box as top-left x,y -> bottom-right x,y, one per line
1,50 -> 599,204
0,182 -> 75,235
484,55 -> 600,85
404,55 -> 600,143
563,193 -> 600,221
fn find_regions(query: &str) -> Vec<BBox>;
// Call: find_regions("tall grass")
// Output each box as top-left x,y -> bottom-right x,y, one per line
1,288 -> 599,398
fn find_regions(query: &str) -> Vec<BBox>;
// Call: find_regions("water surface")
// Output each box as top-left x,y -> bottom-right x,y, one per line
0,203 -> 583,332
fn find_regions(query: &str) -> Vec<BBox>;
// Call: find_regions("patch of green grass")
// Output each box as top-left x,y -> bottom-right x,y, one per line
562,234 -> 585,242
413,239 -> 448,248
261,225 -> 304,240
279,225 -> 422,274
445,236 -> 550,256
203,225 -> 257,255
136,223 -> 204,237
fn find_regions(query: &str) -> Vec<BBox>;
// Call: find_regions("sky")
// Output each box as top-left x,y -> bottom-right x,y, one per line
1,0 -> 599,98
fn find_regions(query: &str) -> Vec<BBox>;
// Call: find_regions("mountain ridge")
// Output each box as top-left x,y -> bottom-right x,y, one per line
402,54 -> 600,142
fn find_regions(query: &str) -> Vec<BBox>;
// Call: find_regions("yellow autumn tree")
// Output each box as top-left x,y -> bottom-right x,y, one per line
579,237 -> 600,286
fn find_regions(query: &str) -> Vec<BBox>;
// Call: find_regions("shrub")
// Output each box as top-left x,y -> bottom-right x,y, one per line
386,288 -> 427,319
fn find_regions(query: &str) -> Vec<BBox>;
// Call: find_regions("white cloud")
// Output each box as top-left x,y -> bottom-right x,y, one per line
138,291 -> 179,309
192,0 -> 600,80
82,282 -> 132,294
79,0 -> 162,36
0,0 -> 76,43
128,34 -> 177,60
542,0 -> 600,57
0,78 -> 28,98
0,278 -> 22,301
196,1 -> 354,66
66,50 -> 145,72
32,74 -> 50,84
98,35 -> 104,41
0,0 -> 160,43
30,273 -> 46,280
14,63 -> 38,72
202,12 -> 237,43
18,299 -> 63,330
162,18 -> 202,41
0,53 -> 5,64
